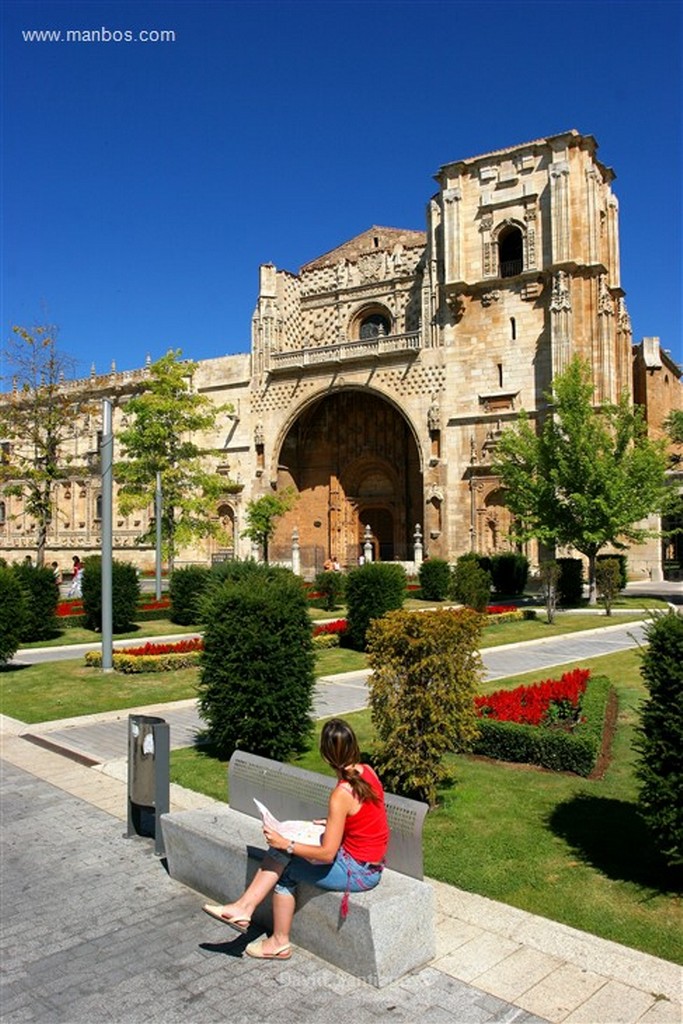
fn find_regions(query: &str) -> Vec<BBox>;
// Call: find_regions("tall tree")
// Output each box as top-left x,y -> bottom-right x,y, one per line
0,325 -> 91,566
116,349 -> 237,572
242,489 -> 297,563
493,357 -> 669,603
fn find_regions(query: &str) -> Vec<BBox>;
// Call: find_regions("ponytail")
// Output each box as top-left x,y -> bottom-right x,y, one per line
320,719 -> 379,804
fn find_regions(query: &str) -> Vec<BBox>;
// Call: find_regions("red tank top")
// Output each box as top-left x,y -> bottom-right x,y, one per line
339,765 -> 390,864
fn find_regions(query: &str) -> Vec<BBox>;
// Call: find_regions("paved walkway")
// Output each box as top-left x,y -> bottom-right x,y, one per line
2,602 -> 681,1023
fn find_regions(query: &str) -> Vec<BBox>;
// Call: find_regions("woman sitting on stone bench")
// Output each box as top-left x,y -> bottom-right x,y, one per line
202,718 -> 390,961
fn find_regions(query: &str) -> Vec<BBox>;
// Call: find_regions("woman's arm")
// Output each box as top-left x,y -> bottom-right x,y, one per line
262,785 -> 355,864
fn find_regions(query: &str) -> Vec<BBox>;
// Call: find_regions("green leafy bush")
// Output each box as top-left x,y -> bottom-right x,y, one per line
11,563 -> 58,641
313,570 -> 346,611
169,565 -> 211,625
490,552 -> 529,596
367,608 -> 483,805
81,557 -> 141,632
451,553 -> 491,611
0,566 -> 26,664
473,675 -> 612,776
418,558 -> 451,601
197,566 -> 315,760
597,552 -> 628,589
635,612 -> 683,866
345,562 -> 406,651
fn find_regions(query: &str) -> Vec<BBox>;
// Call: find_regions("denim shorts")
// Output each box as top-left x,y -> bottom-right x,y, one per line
268,845 -> 383,897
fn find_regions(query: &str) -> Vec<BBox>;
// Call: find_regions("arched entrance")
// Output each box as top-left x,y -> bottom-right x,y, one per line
274,389 -> 422,573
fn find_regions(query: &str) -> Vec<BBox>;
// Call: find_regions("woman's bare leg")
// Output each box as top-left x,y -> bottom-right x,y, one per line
257,890 -> 295,954
214,855 -> 285,922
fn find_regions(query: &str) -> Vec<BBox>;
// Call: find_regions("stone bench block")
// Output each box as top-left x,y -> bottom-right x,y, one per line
161,807 -> 435,987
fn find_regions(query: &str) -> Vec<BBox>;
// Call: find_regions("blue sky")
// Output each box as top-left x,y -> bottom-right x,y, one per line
2,0 -> 681,378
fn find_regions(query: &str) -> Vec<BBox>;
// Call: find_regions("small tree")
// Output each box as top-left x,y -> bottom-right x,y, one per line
635,612 -> 683,866
0,566 -> 26,664
197,567 -> 315,759
539,561 -> 561,624
81,556 -> 140,632
116,350 -> 238,573
345,562 -> 406,651
367,608 -> 483,805
595,557 -> 621,616
493,357 -> 669,604
451,553 -> 491,611
0,325 -> 92,566
418,557 -> 451,601
241,489 -> 297,563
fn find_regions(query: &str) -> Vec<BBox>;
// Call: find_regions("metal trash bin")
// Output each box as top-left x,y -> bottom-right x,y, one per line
127,714 -> 169,855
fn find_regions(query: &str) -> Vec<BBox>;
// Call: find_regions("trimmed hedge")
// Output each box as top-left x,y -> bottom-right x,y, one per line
11,563 -> 58,641
597,552 -> 628,589
472,675 -> 612,776
418,558 -> 451,601
85,650 -> 202,672
451,553 -> 491,611
81,556 -> 140,632
557,558 -> 584,606
0,566 -> 26,664
312,570 -> 346,611
169,566 -> 211,625
490,553 -> 529,596
345,562 -> 406,651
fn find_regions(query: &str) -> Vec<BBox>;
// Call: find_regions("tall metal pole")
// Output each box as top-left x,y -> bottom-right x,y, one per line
101,400 -> 113,672
155,472 -> 162,600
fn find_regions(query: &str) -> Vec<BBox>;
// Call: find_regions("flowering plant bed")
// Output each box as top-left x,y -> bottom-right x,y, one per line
85,634 -> 202,673
472,669 -> 613,776
57,595 -> 171,628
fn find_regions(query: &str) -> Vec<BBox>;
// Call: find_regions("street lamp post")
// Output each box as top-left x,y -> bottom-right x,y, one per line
101,400 -> 113,672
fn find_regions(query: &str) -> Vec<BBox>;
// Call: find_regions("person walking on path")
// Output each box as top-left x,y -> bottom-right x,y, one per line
67,555 -> 83,597
202,718 -> 390,960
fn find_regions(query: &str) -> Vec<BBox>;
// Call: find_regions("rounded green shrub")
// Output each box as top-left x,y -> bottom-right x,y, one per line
313,570 -> 346,611
450,553 -> 491,611
635,612 -> 683,866
169,565 -> 211,625
418,558 -> 451,601
597,553 -> 628,589
11,563 -> 58,641
0,566 -> 26,664
81,557 -> 140,632
197,565 -> 315,760
345,562 -> 406,651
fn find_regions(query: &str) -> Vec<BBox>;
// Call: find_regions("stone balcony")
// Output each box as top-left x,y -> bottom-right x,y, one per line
267,331 -> 421,373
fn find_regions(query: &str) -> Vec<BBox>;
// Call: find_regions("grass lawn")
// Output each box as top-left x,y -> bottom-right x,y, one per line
0,644 -> 366,723
169,647 -> 683,965
19,619 -> 199,649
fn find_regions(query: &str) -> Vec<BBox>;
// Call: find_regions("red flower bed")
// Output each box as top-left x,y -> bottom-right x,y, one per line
475,668 -> 590,727
123,637 -> 204,657
486,605 -> 517,615
56,600 -> 84,617
313,619 -> 348,636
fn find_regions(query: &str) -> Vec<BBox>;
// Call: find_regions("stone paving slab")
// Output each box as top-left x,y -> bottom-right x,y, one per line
0,761 -> 547,1024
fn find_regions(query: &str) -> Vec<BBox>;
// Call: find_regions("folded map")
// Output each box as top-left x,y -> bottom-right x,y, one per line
253,798 -> 325,846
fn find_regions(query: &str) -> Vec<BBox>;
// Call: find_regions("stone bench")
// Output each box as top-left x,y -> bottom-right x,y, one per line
161,751 -> 435,987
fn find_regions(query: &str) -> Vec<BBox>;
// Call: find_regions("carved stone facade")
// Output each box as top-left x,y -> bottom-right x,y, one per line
2,131 -> 681,579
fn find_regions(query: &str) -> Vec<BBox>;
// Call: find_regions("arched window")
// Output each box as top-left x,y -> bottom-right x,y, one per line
0,500 -> 5,524
498,226 -> 523,278
94,494 -> 102,520
359,313 -> 390,339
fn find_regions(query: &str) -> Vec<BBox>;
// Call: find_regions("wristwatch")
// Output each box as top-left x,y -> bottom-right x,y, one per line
286,841 -> 295,855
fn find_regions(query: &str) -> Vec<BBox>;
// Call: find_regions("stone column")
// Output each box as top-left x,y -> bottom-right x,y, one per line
291,527 -> 301,577
363,524 -> 373,564
413,524 -> 423,570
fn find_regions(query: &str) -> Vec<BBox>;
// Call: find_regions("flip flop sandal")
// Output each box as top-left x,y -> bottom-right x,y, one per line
201,903 -> 251,933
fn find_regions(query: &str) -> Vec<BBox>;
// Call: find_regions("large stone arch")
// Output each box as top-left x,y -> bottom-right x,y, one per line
270,387 -> 423,574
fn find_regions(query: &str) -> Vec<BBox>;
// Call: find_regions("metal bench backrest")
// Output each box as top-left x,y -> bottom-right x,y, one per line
228,750 -> 428,880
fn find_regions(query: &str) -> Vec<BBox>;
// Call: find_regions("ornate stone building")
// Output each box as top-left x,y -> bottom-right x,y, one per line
2,130 -> 681,578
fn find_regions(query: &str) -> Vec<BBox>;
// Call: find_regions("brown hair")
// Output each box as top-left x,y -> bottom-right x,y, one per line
320,718 -> 379,804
